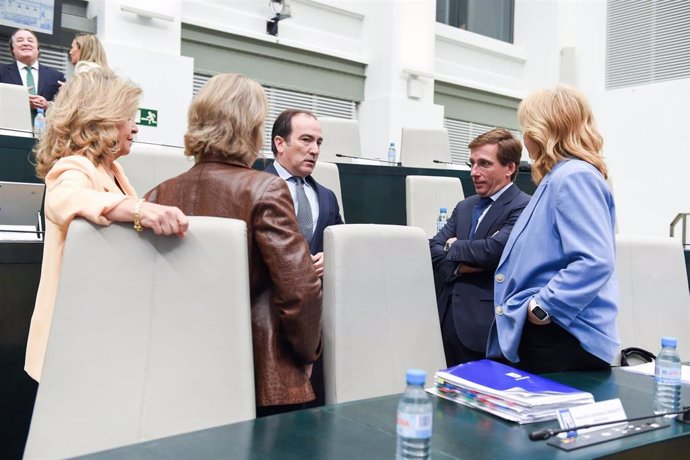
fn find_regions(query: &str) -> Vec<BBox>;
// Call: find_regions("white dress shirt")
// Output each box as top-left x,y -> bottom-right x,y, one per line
16,60 -> 39,92
272,160 -> 320,229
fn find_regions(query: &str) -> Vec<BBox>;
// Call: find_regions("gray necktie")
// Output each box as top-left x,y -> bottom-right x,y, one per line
291,177 -> 313,242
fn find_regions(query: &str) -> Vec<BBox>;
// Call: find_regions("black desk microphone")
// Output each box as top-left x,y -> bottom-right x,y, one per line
529,406 -> 690,441
432,159 -> 463,166
335,153 -> 401,166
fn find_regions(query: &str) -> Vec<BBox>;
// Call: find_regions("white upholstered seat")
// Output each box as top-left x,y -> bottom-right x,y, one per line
116,142 -> 193,196
317,117 -> 362,163
24,216 -> 254,459
615,235 -> 690,362
400,127 -> 452,169
406,175 -> 464,238
311,161 -> 346,221
322,224 -> 446,404
0,82 -> 32,135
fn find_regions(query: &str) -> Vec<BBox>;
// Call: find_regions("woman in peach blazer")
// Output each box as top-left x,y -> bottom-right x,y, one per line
25,69 -> 189,381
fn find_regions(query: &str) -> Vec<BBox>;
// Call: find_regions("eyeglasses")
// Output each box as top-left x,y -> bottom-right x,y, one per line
465,159 -> 495,170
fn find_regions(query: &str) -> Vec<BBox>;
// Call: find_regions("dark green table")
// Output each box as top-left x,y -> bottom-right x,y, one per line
0,134 -> 40,184
335,162 -> 536,226
76,369 -> 690,459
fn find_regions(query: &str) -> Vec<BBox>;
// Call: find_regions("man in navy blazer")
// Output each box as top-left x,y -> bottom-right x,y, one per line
430,128 -> 530,367
0,28 -> 65,112
267,109 -> 344,273
267,109 -> 344,408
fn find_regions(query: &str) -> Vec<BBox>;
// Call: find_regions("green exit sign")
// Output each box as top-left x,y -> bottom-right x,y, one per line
135,108 -> 158,127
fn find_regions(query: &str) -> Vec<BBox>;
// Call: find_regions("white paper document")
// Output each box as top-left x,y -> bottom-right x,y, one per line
619,362 -> 690,384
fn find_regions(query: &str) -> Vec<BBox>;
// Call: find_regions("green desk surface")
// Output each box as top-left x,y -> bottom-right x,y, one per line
76,369 -> 690,460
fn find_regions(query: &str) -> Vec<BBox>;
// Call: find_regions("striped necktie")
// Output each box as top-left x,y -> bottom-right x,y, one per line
291,176 -> 314,242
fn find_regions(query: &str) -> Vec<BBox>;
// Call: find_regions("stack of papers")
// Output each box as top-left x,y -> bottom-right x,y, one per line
428,359 -> 595,424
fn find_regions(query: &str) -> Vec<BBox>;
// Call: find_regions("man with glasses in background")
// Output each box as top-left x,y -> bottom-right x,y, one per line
430,128 -> 530,366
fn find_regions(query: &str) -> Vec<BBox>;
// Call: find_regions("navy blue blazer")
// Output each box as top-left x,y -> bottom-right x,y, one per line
429,183 -> 530,353
265,162 -> 344,254
0,62 -> 65,102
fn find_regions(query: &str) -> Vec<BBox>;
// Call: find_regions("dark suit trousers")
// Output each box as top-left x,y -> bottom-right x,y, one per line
512,321 -> 610,374
440,294 -> 486,367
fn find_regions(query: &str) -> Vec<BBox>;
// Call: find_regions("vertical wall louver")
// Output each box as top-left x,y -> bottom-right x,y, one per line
194,73 -> 356,157
606,0 -> 690,89
444,118 -> 521,165
1,45 -> 68,73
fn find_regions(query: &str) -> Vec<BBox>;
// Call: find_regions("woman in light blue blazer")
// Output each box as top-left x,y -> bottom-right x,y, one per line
487,85 -> 619,374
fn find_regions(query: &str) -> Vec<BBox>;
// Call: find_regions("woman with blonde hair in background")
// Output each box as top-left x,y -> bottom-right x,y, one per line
146,73 -> 322,417
26,69 -> 188,381
487,84 -> 619,374
69,32 -> 109,73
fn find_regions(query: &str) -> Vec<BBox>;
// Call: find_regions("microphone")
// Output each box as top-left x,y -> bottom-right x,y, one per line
529,406 -> 690,441
432,159 -> 464,166
335,153 -> 401,166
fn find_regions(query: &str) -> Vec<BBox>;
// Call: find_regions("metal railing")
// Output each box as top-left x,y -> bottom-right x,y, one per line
670,213 -> 690,247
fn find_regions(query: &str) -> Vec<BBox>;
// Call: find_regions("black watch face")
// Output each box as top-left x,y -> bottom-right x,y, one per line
532,306 -> 548,321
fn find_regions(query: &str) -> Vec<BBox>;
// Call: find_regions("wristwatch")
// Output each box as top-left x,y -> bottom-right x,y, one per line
529,298 -> 549,321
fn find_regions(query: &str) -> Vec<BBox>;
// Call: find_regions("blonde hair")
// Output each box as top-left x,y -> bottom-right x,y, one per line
184,73 -> 267,166
73,32 -> 109,68
518,85 -> 607,184
34,69 -> 141,178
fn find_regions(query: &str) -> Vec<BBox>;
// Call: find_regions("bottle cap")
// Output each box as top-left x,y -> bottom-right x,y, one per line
406,368 -> 426,385
440,207 -> 447,213
389,142 -> 395,147
661,336 -> 678,348
37,108 -> 44,113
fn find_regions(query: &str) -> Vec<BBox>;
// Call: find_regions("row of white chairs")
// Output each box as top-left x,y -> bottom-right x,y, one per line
120,142 -> 461,239
24,219 -> 444,459
318,117 -> 454,169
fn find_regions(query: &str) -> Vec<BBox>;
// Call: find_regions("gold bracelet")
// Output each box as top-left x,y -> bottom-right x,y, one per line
133,198 -> 146,232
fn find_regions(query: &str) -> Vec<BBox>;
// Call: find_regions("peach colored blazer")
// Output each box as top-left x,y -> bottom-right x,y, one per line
25,156 -> 137,381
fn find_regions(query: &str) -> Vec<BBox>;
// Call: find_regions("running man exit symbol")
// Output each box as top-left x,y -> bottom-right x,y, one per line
135,108 -> 158,127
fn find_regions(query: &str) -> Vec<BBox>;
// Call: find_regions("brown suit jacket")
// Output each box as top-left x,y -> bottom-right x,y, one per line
146,156 -> 322,407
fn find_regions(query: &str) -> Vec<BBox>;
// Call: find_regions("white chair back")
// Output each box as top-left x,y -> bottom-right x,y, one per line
318,117 -> 362,163
0,82 -> 32,134
24,217 -> 254,459
615,235 -> 690,362
117,142 -> 193,196
311,161 -> 346,221
322,224 -> 446,404
406,175 -> 464,238
400,127 -> 451,169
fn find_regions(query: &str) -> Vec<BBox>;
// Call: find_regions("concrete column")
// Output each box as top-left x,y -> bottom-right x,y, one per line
356,0 -> 444,160
87,0 -> 193,146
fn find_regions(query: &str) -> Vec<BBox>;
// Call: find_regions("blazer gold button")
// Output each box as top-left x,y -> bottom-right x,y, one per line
495,273 -> 505,283
495,306 -> 504,315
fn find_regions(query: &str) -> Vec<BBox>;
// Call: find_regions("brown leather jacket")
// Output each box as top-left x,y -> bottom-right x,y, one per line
146,156 -> 322,407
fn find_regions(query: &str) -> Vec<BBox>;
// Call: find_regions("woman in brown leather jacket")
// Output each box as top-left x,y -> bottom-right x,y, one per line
146,73 -> 322,417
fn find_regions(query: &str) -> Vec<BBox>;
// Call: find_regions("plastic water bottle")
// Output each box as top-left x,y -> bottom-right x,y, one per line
396,369 -> 432,460
34,108 -> 46,137
388,142 -> 397,165
436,208 -> 448,233
653,336 -> 682,416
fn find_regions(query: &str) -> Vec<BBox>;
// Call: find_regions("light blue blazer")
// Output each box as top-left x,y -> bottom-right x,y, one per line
487,159 -> 620,364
